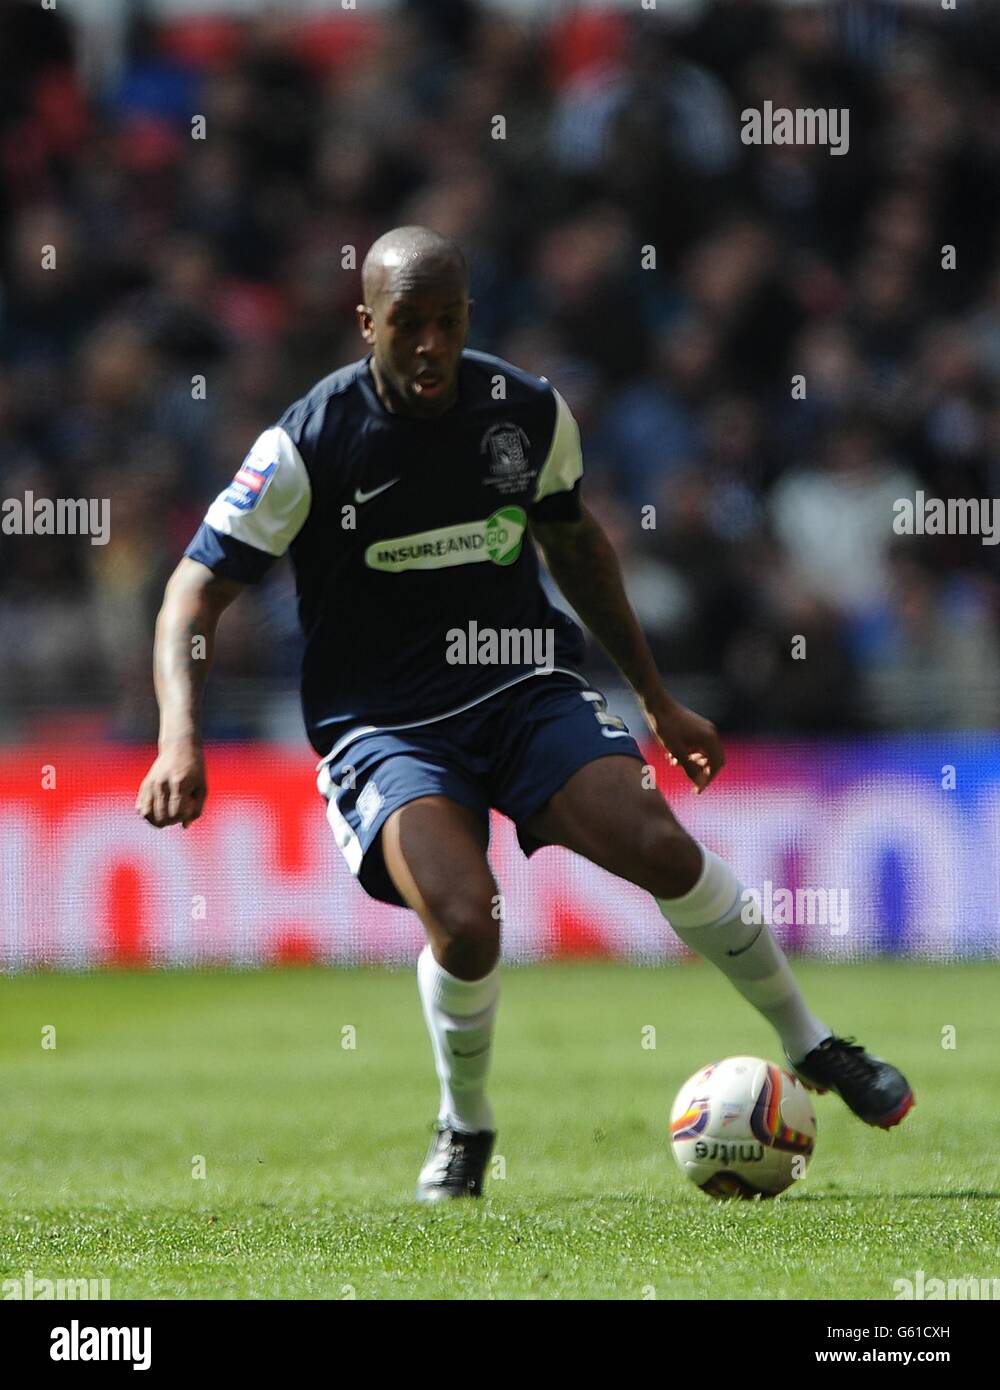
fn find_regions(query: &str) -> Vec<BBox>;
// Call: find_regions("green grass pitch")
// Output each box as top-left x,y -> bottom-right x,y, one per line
1,961 -> 997,1300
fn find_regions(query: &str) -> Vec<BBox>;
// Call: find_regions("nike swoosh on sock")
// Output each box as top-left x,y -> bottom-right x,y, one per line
726,925 -> 764,957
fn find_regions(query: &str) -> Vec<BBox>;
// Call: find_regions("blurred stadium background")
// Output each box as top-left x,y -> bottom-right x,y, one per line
1,0 -> 998,965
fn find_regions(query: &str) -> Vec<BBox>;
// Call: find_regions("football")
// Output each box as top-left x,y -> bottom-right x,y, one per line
670,1056 -> 817,1199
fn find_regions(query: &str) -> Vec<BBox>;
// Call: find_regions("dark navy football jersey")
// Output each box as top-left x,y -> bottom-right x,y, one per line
184,349 -> 588,761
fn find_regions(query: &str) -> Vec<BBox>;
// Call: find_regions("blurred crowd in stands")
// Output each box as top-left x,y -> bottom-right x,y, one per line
1,0 -> 999,740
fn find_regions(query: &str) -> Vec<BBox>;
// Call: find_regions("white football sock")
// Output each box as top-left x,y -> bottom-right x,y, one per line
657,846 -> 831,1064
417,944 -> 499,1133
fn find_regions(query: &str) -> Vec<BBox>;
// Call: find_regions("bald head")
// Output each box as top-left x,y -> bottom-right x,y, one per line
356,226 -> 473,419
361,226 -> 469,306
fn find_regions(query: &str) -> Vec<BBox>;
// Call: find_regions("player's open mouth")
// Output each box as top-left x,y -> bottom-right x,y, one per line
412,371 -> 446,397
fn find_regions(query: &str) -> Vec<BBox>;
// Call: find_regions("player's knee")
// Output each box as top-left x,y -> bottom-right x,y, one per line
638,816 -> 702,899
429,892 -> 501,979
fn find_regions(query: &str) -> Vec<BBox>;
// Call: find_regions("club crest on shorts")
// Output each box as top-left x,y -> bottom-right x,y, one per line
481,422 -> 534,495
356,778 -> 384,832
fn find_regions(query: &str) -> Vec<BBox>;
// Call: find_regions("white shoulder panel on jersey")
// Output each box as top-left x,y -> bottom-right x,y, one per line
532,388 -> 583,504
205,426 -> 312,557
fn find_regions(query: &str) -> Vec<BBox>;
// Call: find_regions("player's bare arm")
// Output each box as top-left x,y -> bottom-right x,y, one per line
136,558 -> 246,829
530,504 -> 724,793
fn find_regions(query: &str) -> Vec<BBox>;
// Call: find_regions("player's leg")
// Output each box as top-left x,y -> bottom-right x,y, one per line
381,795 -> 500,1197
522,754 -> 831,1062
382,794 -> 497,980
318,739 -> 502,1196
521,754 -> 913,1128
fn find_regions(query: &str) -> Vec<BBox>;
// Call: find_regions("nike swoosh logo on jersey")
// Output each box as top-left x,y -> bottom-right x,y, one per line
354,478 -> 400,504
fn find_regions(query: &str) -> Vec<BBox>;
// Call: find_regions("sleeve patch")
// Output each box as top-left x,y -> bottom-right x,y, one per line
225,456 -> 279,512
203,424 -> 312,559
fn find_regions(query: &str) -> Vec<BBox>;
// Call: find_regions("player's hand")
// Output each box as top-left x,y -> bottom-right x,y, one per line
135,739 -> 207,828
643,696 -> 725,794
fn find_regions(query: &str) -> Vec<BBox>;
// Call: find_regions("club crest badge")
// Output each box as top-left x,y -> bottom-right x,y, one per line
481,422 -> 534,495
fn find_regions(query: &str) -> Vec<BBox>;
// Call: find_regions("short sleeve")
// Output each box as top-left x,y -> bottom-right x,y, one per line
528,388 -> 583,523
184,426 -> 312,584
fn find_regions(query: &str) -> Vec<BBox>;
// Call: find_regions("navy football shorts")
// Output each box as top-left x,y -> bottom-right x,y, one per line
315,672 -> 646,907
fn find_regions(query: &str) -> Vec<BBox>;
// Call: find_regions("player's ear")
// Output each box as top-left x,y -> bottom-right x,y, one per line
356,304 -> 375,343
